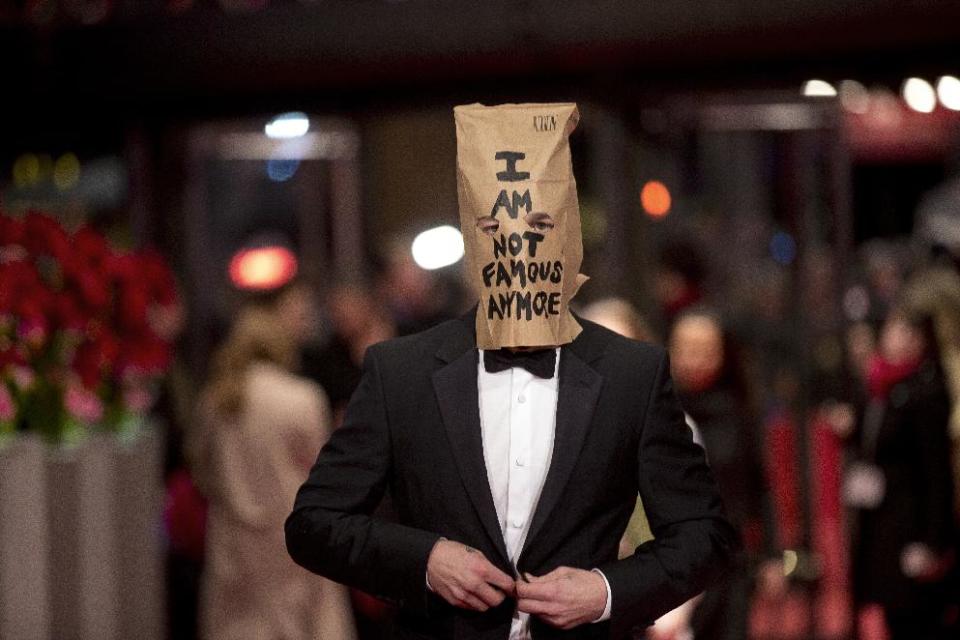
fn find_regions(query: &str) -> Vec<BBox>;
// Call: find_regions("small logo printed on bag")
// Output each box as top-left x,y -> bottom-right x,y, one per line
533,114 -> 557,132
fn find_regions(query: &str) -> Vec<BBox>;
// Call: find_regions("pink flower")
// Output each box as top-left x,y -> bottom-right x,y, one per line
9,365 -> 36,391
0,384 -> 15,423
0,209 -> 179,440
64,383 -> 103,425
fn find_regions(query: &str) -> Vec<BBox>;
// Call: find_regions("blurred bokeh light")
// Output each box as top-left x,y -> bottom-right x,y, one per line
640,180 -> 671,219
228,246 -> 299,290
411,225 -> 464,270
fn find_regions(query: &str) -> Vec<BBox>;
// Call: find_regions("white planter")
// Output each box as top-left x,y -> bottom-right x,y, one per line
114,427 -> 165,640
0,426 -> 165,640
0,434 -> 51,640
46,434 -> 120,640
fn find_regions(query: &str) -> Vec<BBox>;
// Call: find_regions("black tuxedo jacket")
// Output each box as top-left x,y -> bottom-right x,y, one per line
285,310 -> 738,639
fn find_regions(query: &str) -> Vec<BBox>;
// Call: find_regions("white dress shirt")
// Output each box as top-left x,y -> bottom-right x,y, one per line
477,348 -> 611,640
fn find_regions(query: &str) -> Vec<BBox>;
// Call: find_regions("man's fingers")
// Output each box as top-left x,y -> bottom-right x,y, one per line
460,547 -> 514,598
516,579 -> 559,602
457,590 -> 489,611
524,566 -> 568,583
445,585 -> 486,611
469,580 -> 506,607
517,598 -> 560,616
540,566 -> 570,580
480,563 -> 516,593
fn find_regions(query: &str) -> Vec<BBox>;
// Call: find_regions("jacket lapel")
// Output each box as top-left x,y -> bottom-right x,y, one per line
520,346 -> 603,560
432,313 -> 511,565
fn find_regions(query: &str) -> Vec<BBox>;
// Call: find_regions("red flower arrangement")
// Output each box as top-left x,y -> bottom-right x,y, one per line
0,211 -> 179,442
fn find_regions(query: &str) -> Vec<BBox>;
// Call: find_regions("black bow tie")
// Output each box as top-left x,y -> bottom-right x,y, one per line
483,348 -> 557,379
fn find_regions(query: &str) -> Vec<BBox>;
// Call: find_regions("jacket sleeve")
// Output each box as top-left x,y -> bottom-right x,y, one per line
284,344 -> 441,612
599,350 -> 740,631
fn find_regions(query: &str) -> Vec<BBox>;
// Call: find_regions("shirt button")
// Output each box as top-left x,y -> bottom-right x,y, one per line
518,394 -> 526,403
511,518 -> 524,529
516,457 -> 526,467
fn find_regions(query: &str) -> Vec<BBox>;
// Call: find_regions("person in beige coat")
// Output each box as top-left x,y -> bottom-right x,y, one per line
194,287 -> 357,640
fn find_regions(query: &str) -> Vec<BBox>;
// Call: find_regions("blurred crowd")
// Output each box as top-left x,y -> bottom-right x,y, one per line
156,190 -> 960,640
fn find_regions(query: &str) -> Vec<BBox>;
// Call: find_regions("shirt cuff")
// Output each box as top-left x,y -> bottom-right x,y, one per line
591,568 -> 612,622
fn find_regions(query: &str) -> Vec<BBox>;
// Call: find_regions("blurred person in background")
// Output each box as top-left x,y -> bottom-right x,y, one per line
154,292 -> 210,640
845,304 -> 957,640
861,240 -> 911,327
580,297 -> 657,345
668,308 -> 780,640
300,280 -> 400,639
301,280 -> 396,427
579,297 -> 658,560
191,279 -> 357,640
914,186 -> 960,525
378,241 -> 458,336
653,239 -> 707,336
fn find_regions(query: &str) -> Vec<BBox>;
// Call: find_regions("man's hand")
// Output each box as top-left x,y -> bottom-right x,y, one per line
426,539 -> 515,611
516,566 -> 607,630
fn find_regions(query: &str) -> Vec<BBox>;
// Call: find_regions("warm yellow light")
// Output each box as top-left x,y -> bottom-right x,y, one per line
54,153 -> 81,191
228,246 -> 298,290
783,549 -> 799,576
12,154 -> 40,188
641,180 -> 672,218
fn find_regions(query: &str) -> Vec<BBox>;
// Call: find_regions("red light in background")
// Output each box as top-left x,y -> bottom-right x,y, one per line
228,246 -> 298,290
641,180 -> 671,218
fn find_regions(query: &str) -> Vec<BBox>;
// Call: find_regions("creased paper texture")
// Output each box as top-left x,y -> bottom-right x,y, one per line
455,102 -> 588,349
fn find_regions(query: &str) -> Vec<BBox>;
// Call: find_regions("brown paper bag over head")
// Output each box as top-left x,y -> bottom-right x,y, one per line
455,102 -> 588,350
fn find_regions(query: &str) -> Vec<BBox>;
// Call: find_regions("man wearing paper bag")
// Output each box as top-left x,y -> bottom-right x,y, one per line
286,102 -> 737,639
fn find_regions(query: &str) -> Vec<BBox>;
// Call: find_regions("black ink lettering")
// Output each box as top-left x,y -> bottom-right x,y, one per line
491,190 -> 512,218
482,262 -> 495,288
492,233 -> 507,259
516,291 -> 532,320
513,190 -> 532,217
509,260 -> 527,288
548,292 -> 561,315
549,261 -> 563,284
490,189 -> 532,220
495,261 -> 512,287
487,295 -> 504,320
533,291 -> 548,315
500,291 -> 516,317
495,151 -> 530,181
527,261 -> 538,283
508,233 -> 523,257
537,261 -> 550,281
522,231 -> 544,257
